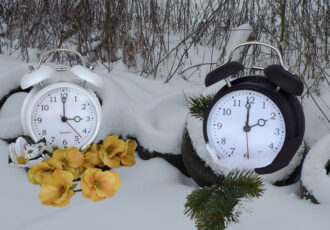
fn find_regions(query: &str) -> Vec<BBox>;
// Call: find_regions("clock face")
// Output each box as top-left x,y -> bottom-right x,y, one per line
26,83 -> 101,149
205,89 -> 286,170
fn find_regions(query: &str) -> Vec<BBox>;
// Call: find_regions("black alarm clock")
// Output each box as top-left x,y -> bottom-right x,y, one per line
181,41 -> 305,187
203,41 -> 304,174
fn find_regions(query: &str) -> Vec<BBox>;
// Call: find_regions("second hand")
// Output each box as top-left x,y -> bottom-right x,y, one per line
60,115 -> 82,138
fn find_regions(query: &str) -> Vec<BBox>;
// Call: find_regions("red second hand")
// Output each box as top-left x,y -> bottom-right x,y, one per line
60,115 -> 82,138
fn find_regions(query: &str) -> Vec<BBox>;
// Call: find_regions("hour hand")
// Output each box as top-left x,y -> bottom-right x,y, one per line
250,119 -> 268,128
67,116 -> 83,122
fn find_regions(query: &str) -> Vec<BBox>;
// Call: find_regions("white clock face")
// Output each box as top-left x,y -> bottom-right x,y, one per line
26,83 -> 101,149
206,89 -> 286,170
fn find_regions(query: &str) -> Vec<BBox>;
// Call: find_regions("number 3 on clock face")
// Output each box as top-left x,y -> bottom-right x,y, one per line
205,89 -> 286,169
24,82 -> 102,149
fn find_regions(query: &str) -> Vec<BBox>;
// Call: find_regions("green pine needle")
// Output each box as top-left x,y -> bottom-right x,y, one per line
225,169 -> 265,198
184,169 -> 265,230
187,94 -> 215,120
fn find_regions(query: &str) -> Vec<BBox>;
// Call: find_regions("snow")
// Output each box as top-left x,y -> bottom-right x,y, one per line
223,24 -> 253,62
0,47 -> 329,229
303,84 -> 330,146
21,65 -> 53,89
301,134 -> 330,204
70,65 -> 103,88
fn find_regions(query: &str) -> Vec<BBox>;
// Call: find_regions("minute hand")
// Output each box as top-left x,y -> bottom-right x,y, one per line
245,99 -> 251,126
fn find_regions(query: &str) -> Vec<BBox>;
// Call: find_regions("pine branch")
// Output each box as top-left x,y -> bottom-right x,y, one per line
184,169 -> 265,230
187,94 -> 215,120
225,169 -> 265,198
184,186 -> 215,219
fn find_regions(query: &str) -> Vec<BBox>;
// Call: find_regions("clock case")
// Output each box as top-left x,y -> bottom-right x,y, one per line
182,41 -> 305,186
20,49 -> 103,148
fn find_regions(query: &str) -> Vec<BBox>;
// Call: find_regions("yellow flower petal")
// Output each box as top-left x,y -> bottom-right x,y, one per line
28,158 -> 62,184
121,154 -> 135,167
83,143 -> 100,169
81,168 -> 121,202
99,136 -> 126,168
52,147 -> 84,171
38,169 -> 74,207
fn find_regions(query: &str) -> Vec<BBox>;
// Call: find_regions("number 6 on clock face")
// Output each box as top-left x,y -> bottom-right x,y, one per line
23,82 -> 102,149
205,89 -> 286,169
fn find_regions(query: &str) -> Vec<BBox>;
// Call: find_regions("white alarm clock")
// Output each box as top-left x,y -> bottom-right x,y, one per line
20,49 -> 103,149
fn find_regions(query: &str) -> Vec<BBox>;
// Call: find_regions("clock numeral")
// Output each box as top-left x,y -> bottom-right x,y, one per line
217,122 -> 222,129
270,112 -> 276,120
274,128 -> 280,135
63,139 -> 68,145
82,104 -> 86,110
233,100 -> 241,107
49,96 -> 56,103
269,143 -> 274,150
229,148 -> 235,156
75,96 -> 78,102
247,96 -> 255,104
42,129 -> 47,135
83,128 -> 87,134
75,136 -> 79,142
86,116 -> 91,122
61,93 -> 68,99
222,108 -> 231,116
244,153 -> 249,159
37,117 -> 42,123
262,101 -> 266,109
50,137 -> 55,143
41,105 -> 49,111
221,138 -> 226,145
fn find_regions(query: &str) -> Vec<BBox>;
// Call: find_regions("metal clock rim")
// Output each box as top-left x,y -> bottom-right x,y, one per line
24,82 -> 102,149
223,41 -> 284,67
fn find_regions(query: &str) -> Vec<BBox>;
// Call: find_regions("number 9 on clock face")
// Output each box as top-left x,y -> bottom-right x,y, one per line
204,89 -> 286,170
24,82 -> 102,149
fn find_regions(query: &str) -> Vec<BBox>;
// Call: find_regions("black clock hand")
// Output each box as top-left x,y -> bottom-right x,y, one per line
67,116 -> 84,122
61,96 -> 67,122
250,119 -> 268,128
243,99 -> 252,132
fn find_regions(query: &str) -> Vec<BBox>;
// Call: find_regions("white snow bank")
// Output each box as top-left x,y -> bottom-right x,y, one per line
223,23 -> 253,62
301,133 -> 330,204
303,83 -> 330,146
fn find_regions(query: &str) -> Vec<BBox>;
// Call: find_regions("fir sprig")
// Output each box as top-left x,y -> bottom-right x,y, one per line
184,169 -> 265,230
187,94 -> 215,120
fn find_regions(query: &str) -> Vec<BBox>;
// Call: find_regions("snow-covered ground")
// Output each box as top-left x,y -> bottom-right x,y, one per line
0,48 -> 329,230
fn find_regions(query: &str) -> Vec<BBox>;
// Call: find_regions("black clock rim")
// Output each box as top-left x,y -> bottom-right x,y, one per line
202,75 -> 301,174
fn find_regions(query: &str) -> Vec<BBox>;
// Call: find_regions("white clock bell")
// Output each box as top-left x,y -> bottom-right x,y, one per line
21,49 -> 103,149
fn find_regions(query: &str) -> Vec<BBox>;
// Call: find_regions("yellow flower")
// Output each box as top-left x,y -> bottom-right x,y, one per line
52,147 -> 84,179
83,143 -> 100,169
28,158 -> 62,184
99,135 -> 126,168
119,139 -> 137,167
81,168 -> 121,202
38,169 -> 74,207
